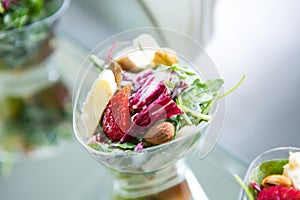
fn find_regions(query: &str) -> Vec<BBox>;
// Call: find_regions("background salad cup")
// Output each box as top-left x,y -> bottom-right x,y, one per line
239,146 -> 300,200
0,0 -> 72,166
0,0 -> 70,72
73,28 -> 226,199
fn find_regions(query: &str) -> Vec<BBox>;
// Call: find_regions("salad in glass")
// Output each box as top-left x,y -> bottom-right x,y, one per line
73,29 -> 244,199
238,147 -> 300,200
80,34 -> 225,153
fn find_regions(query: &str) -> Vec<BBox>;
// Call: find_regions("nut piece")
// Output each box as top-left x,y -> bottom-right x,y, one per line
144,122 -> 175,145
153,50 -> 178,66
108,61 -> 123,88
262,174 -> 293,188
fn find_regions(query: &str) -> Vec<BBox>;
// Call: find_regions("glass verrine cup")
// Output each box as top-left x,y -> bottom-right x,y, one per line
0,0 -> 72,164
73,28 -> 225,199
240,146 -> 300,200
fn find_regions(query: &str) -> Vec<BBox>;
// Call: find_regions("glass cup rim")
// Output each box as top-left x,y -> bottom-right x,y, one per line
0,0 -> 70,36
246,146 -> 300,172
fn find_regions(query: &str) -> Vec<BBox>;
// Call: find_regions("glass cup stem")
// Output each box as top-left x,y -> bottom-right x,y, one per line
111,161 -> 193,200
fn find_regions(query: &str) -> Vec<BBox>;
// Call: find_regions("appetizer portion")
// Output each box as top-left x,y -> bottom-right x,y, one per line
247,151 -> 300,199
82,35 -> 224,151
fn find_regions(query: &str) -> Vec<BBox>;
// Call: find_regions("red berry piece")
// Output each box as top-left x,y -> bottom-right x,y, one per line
256,186 -> 300,200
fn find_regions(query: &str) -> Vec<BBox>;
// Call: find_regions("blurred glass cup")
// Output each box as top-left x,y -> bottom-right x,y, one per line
240,146 -> 300,200
0,0 -> 70,72
0,0 -> 72,163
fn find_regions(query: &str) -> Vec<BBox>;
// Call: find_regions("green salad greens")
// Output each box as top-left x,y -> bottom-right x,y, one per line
0,0 -> 56,31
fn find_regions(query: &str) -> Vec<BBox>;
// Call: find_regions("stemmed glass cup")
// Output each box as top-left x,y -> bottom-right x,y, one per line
73,28 -> 225,199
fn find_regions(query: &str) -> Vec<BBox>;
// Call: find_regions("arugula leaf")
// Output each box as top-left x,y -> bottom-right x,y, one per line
169,63 -> 196,79
112,142 -> 137,150
88,143 -> 114,153
156,63 -> 195,82
190,78 -> 224,103
176,78 -> 223,126
218,74 -> 246,99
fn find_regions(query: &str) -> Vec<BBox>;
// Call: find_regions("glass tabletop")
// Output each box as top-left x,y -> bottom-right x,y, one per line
0,37 -> 248,200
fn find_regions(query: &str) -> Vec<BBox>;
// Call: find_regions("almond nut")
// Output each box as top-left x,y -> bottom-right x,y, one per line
262,174 -> 293,188
144,122 -> 175,145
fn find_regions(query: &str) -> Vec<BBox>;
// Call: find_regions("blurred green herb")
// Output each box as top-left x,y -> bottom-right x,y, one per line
0,0 -> 47,31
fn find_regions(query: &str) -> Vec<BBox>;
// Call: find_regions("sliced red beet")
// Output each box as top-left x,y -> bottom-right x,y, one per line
102,85 -> 131,142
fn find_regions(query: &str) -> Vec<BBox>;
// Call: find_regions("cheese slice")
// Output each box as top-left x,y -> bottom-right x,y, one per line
283,151 -> 300,189
81,69 -> 117,136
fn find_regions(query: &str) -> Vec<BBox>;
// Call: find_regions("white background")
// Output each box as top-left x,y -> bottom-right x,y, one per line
209,0 -> 300,162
